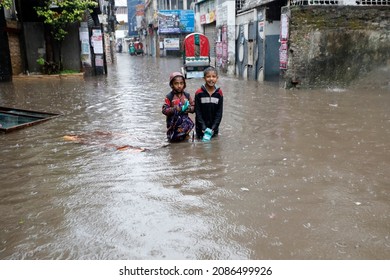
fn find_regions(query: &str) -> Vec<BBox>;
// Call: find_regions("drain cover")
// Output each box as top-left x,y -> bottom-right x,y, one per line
0,106 -> 60,133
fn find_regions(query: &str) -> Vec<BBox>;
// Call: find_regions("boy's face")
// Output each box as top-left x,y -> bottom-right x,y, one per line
171,77 -> 185,93
204,71 -> 218,88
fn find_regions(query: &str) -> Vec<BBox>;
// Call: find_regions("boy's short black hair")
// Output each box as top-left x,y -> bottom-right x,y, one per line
204,66 -> 218,76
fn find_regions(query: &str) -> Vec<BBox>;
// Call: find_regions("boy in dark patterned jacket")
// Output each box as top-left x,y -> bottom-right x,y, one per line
194,67 -> 223,139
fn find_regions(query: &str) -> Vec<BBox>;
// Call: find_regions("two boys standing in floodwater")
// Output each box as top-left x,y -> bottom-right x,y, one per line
162,66 -> 224,142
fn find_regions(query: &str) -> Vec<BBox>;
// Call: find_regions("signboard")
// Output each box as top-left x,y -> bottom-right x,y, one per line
95,55 -> 104,67
280,13 -> 289,41
158,10 -> 194,34
199,11 -> 216,25
136,4 -> 145,16
216,25 -> 228,68
258,21 -> 264,40
216,42 -> 222,67
216,5 -> 227,25
136,4 -> 145,29
200,15 -> 206,25
164,38 -> 180,50
198,0 -> 216,25
91,29 -> 103,54
280,13 -> 289,69
79,25 -> 91,66
279,41 -> 288,69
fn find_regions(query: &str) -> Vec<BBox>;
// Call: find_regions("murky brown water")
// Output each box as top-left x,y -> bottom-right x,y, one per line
1,54 -> 389,260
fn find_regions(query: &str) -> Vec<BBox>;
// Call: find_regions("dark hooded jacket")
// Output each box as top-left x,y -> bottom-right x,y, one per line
194,85 -> 223,137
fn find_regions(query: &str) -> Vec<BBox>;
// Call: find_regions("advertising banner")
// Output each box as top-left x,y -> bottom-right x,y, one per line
158,10 -> 195,34
91,29 -> 103,54
164,38 -> 180,50
280,13 -> 289,69
136,4 -> 145,16
79,25 -> 91,67
279,41 -> 288,69
280,13 -> 289,41
136,4 -> 145,29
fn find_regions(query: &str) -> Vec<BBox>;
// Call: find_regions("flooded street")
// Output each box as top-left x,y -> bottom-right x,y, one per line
0,54 -> 389,260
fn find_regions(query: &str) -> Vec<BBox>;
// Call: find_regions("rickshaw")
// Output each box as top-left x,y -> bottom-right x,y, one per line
129,41 -> 143,56
181,33 -> 210,78
134,41 -> 144,55
129,43 -> 136,55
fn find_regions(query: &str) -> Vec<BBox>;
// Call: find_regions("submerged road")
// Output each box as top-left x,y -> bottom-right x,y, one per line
0,54 -> 389,259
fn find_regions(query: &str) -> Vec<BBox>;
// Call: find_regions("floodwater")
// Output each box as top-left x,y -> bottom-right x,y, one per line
0,54 -> 389,260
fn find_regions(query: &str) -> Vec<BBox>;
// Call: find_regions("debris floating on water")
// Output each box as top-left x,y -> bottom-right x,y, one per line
62,131 -> 147,152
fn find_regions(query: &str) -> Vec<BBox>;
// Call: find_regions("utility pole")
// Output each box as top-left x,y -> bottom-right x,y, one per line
156,28 -> 159,57
153,9 -> 159,57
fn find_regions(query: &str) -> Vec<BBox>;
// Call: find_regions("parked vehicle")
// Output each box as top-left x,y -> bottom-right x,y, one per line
181,33 -> 210,79
129,41 -> 143,56
135,42 -> 144,55
129,43 -> 136,55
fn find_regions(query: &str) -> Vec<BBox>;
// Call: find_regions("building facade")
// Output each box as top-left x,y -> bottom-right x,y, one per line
1,0 -> 119,77
140,0 -> 195,57
137,0 -> 389,87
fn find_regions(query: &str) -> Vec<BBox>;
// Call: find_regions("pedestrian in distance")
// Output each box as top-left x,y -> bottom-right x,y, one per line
117,41 -> 122,53
194,66 -> 223,140
162,72 -> 195,142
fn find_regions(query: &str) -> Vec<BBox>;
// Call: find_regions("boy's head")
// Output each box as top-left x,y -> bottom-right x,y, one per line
204,66 -> 218,77
169,72 -> 186,93
203,66 -> 218,88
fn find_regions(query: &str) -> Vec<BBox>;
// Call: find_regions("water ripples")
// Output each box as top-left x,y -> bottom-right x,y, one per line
1,57 -> 390,259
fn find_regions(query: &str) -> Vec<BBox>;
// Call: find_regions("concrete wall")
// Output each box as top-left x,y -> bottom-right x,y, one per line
235,7 -> 281,81
1,9 -> 12,81
6,21 -> 23,75
264,20 -> 280,80
216,0 -> 236,75
61,23 -> 82,71
23,22 -> 45,73
283,6 -> 390,88
23,22 -> 83,73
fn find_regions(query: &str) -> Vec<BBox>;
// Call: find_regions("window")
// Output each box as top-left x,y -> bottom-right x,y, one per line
236,0 -> 246,11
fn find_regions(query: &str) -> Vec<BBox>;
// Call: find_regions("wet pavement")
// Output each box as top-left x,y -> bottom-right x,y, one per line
0,54 -> 389,259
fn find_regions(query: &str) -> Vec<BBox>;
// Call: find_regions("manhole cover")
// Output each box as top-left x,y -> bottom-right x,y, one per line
0,106 -> 60,133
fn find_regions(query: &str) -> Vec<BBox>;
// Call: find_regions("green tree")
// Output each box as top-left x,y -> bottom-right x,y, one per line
35,0 -> 97,71
0,0 -> 12,9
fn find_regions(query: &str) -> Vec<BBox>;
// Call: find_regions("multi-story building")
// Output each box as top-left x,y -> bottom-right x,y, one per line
140,0 -> 236,74
237,0 -> 390,87
115,0 -> 128,52
116,0 -> 129,38
141,0 -> 196,57
194,0 -> 236,75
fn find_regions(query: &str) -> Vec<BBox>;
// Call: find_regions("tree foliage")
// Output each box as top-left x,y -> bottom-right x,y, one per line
35,0 -> 97,42
0,0 -> 13,9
